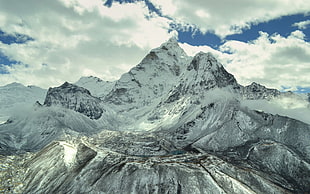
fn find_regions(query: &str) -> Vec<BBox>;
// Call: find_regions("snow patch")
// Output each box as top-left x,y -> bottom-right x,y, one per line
59,141 -> 77,166
0,116 -> 9,124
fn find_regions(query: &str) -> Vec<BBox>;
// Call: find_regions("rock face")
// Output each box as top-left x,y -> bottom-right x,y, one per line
185,52 -> 240,90
241,82 -> 280,100
1,38 -> 310,193
44,82 -> 104,119
164,52 -> 240,104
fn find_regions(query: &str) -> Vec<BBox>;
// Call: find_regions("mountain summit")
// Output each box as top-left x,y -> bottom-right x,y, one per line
181,51 -> 240,95
104,38 -> 188,110
1,39 -> 310,193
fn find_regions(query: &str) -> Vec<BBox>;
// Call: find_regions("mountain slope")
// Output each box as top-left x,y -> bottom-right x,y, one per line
17,138 -> 291,193
75,76 -> 115,98
0,83 -> 46,124
0,104 -> 103,155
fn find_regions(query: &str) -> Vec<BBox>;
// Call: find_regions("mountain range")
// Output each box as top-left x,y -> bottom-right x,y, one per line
0,38 -> 310,193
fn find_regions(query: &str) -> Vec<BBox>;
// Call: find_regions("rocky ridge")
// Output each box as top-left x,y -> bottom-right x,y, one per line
241,82 -> 281,100
44,82 -> 104,119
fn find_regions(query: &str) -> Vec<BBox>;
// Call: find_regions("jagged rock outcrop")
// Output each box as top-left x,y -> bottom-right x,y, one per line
44,82 -> 104,119
241,82 -> 280,100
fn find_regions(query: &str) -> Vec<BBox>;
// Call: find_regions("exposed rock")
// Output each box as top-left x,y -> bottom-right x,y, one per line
241,82 -> 280,100
44,82 -> 104,119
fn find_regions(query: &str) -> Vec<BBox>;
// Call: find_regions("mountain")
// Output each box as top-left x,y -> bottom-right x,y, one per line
44,82 -> 104,119
104,38 -> 188,110
0,82 -> 46,124
1,38 -> 310,193
0,83 -> 113,155
75,76 -> 115,98
241,82 -> 280,100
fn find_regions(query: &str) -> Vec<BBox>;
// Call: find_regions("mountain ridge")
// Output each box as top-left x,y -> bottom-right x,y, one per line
44,82 -> 104,119
0,38 -> 310,193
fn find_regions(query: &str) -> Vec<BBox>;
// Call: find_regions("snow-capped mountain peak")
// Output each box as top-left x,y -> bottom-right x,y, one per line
157,37 -> 188,57
75,76 -> 115,98
104,38 -> 189,109
2,82 -> 24,88
0,82 -> 46,124
241,81 -> 280,100
176,51 -> 240,96
187,51 -> 222,72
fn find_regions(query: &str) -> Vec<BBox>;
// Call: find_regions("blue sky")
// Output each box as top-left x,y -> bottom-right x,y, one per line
0,0 -> 310,92
177,13 -> 310,48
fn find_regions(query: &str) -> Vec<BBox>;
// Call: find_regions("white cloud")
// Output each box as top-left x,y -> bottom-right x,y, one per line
0,0 -> 175,88
293,20 -> 310,29
242,99 -> 310,125
219,30 -> 310,90
151,0 -> 310,37
179,43 -> 218,56
179,42 -> 232,64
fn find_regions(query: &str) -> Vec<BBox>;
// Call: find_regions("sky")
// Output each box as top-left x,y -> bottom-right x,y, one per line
0,0 -> 310,93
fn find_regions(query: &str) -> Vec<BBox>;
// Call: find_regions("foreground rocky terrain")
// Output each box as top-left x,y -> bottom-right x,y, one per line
0,38 -> 310,193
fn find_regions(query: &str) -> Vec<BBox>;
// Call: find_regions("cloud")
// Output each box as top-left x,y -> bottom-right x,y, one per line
219,30 -> 310,90
241,98 -> 310,125
179,43 -> 220,56
0,0 -> 175,88
179,30 -> 310,91
293,20 -> 310,29
150,0 -> 310,37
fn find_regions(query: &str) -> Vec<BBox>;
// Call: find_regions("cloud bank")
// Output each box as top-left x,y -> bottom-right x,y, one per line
221,30 -> 310,89
0,0 -> 309,91
151,0 -> 310,37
